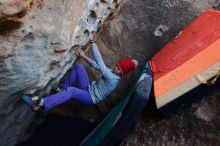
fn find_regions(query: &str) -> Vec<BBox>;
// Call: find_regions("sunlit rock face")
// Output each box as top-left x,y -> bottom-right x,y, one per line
0,0 -> 123,145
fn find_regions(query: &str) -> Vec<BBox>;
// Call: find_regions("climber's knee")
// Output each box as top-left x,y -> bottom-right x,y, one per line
75,63 -> 84,69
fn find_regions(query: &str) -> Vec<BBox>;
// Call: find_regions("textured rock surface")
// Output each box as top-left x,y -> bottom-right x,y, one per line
120,90 -> 220,146
0,0 -> 124,145
1,0 -> 220,146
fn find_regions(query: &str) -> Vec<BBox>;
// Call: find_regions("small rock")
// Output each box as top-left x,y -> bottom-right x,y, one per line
154,25 -> 169,37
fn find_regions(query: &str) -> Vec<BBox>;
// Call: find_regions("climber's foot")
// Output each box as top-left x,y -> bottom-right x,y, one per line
21,95 -> 44,111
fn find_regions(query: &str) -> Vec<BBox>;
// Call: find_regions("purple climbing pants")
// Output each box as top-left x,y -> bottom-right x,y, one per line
43,64 -> 94,110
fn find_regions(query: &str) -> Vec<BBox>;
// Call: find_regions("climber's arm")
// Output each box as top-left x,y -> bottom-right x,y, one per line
91,42 -> 112,78
87,58 -> 100,71
77,50 -> 100,71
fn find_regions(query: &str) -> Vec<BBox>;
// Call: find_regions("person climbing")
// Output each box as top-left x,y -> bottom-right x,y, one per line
22,35 -> 138,111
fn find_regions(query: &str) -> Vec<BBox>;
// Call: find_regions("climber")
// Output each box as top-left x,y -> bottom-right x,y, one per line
21,35 -> 138,111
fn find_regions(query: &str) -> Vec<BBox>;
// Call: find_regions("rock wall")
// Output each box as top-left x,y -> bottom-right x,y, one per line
0,0 -> 124,145
1,0 -> 219,145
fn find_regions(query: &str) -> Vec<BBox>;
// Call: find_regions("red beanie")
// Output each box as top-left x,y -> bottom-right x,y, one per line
117,58 -> 135,76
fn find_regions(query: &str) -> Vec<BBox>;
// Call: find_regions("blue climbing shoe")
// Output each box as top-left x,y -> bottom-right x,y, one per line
21,95 -> 42,110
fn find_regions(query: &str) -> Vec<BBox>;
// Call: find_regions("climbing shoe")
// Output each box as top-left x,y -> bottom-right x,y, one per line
21,95 -> 43,111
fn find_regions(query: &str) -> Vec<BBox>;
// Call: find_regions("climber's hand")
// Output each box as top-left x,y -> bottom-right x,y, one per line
77,50 -> 86,58
89,33 -> 94,43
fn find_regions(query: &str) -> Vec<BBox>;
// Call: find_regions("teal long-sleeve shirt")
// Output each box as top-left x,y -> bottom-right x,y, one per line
87,43 -> 121,104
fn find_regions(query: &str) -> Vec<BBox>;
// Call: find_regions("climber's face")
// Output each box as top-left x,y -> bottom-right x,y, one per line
113,64 -> 122,75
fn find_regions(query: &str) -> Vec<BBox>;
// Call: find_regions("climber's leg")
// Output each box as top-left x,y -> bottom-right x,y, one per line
43,87 -> 93,110
62,64 -> 90,91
